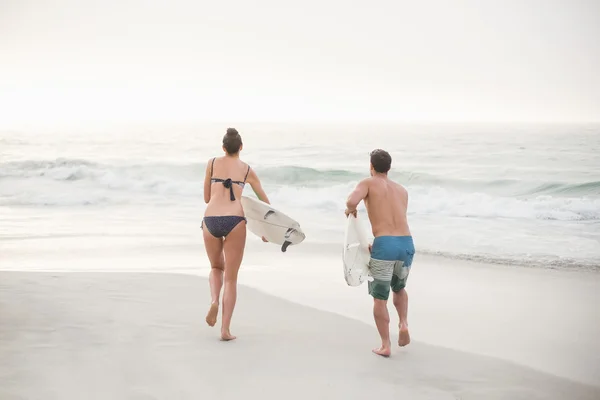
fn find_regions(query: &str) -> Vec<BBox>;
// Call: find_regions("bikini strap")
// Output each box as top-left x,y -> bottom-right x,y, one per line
210,158 -> 216,178
243,165 -> 251,183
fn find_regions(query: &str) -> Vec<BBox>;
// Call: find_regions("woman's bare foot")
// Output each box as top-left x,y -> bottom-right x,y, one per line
205,302 -> 219,327
220,331 -> 237,341
398,326 -> 411,347
372,342 -> 391,357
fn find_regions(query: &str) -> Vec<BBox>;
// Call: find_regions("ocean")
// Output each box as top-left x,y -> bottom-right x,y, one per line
1,122 -> 599,270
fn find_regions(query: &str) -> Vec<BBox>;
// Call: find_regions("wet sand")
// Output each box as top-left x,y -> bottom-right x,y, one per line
1,271 -> 598,400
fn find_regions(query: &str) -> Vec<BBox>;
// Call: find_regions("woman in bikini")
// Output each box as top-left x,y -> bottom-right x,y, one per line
202,127 -> 270,341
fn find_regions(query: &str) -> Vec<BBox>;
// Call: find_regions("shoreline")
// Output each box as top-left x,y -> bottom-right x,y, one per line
3,197 -> 599,273
2,223 -> 599,274
1,271 -> 599,400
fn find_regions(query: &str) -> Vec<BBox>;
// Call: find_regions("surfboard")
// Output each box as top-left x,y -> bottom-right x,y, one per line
343,214 -> 371,286
240,195 -> 306,252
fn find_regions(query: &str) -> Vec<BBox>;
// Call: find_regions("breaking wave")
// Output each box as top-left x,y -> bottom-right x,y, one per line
1,158 -> 599,221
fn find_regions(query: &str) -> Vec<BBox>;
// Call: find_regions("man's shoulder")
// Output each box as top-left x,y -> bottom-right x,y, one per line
392,179 -> 406,188
387,178 -> 408,193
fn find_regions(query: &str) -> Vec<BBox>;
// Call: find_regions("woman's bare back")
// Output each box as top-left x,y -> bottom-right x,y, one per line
204,156 -> 249,217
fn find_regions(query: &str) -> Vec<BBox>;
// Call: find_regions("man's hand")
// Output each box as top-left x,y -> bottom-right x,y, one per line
261,236 -> 269,242
368,243 -> 372,253
345,208 -> 357,218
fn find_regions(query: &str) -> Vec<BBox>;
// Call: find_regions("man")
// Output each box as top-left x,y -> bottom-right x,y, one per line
345,149 -> 416,357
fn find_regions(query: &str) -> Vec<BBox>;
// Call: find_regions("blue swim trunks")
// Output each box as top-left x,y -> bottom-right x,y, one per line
368,236 -> 416,300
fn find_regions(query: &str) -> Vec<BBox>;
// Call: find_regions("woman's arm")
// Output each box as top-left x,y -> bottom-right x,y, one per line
245,167 -> 270,242
245,167 -> 270,204
203,158 -> 213,204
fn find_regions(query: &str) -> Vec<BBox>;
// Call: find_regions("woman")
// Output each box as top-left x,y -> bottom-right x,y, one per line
202,127 -> 270,341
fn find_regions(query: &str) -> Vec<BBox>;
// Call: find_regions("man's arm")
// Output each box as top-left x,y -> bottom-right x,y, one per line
345,178 -> 369,217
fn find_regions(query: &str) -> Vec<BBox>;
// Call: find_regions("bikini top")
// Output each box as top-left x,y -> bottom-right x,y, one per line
209,157 -> 250,201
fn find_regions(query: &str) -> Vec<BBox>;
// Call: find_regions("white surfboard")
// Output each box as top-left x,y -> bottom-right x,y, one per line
343,214 -> 371,286
240,195 -> 306,252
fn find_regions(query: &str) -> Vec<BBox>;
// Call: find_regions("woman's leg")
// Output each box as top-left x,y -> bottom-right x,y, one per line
220,220 -> 247,341
203,226 -> 225,327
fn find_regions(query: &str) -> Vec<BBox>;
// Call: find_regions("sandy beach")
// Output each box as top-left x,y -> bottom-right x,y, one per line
1,271 -> 599,400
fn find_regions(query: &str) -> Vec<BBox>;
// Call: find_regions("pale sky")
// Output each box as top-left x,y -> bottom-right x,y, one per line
1,0 -> 599,128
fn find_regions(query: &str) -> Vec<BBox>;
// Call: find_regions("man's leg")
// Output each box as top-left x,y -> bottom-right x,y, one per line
393,288 -> 410,346
368,258 -> 395,357
372,296 -> 391,356
391,259 -> 411,346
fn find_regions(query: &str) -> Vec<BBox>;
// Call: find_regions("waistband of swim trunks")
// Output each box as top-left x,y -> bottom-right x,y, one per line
373,235 -> 413,242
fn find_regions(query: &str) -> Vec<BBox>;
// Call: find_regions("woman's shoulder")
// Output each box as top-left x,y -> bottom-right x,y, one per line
208,156 -> 250,170
232,157 -> 250,169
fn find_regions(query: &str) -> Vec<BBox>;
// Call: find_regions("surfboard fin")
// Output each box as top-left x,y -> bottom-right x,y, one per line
264,210 -> 276,219
281,227 -> 297,252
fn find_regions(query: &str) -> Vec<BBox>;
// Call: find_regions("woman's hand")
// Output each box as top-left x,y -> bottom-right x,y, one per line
262,236 -> 269,242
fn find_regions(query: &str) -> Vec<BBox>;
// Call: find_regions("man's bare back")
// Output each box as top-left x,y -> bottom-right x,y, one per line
363,176 -> 411,238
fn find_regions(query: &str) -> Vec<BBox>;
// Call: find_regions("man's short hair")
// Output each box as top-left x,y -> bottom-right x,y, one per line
370,149 -> 392,173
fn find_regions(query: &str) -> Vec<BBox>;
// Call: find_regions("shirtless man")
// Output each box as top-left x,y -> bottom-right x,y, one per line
345,149 -> 416,357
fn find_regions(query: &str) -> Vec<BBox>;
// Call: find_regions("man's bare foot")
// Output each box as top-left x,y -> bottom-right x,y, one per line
205,303 -> 219,327
398,326 -> 411,347
220,331 -> 237,341
372,343 -> 391,357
